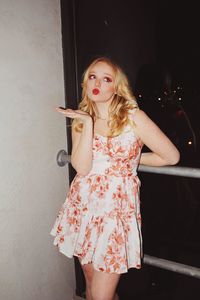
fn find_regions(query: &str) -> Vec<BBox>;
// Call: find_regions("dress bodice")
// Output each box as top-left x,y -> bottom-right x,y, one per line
89,126 -> 143,177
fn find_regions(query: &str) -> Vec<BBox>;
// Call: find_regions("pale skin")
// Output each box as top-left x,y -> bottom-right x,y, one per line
55,61 -> 180,300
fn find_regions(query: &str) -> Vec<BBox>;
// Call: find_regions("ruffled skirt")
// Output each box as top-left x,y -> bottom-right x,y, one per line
50,173 -> 142,274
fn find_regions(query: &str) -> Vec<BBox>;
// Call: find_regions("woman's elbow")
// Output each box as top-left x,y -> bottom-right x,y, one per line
167,150 -> 180,165
71,161 -> 92,176
77,169 -> 92,176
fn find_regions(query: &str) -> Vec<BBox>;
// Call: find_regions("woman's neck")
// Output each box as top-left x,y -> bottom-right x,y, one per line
95,102 -> 110,120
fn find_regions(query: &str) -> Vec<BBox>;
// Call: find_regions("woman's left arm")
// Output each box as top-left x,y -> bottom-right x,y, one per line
133,110 -> 180,166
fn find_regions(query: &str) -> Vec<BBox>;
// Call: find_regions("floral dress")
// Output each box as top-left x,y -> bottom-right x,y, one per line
50,116 -> 144,274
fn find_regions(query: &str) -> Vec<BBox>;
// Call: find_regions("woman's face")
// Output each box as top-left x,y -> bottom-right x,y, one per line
86,61 -> 116,103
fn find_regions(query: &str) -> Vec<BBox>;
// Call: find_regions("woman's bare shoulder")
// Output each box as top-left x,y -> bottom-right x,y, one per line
131,108 -> 163,136
131,108 -> 150,123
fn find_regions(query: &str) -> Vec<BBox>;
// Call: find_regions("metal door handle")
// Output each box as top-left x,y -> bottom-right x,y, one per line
56,150 -> 71,166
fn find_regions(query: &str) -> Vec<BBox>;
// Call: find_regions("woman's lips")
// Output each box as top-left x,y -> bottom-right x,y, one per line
92,88 -> 100,95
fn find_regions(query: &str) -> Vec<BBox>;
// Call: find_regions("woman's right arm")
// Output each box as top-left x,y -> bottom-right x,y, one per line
71,116 -> 93,175
55,107 -> 93,175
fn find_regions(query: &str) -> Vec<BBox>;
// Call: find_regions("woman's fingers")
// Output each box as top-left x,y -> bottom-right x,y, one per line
55,107 -> 74,115
55,107 -> 91,121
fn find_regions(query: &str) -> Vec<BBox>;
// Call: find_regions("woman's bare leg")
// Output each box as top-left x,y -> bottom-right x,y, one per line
113,293 -> 120,300
91,269 -> 121,300
78,259 -> 94,300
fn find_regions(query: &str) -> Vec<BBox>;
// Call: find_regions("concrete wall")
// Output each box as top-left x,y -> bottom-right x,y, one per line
0,1 -> 75,299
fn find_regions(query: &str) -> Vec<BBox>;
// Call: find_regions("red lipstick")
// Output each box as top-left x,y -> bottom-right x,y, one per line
92,88 -> 100,95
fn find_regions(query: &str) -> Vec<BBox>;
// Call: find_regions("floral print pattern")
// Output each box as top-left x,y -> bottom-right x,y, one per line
50,121 -> 143,274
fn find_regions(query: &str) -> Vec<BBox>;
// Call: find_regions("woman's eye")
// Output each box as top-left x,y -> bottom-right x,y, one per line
104,77 -> 112,83
89,74 -> 95,80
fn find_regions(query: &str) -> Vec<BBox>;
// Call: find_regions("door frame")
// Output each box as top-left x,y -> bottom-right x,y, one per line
60,0 -> 85,297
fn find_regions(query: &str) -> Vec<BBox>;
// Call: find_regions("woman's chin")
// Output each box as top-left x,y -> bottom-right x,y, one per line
89,94 -> 115,103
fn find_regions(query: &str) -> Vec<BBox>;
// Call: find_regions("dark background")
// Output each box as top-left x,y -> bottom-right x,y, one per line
60,0 -> 200,299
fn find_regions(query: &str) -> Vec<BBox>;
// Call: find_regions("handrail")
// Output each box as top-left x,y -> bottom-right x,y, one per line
138,165 -> 200,178
143,255 -> 200,279
57,149 -> 200,178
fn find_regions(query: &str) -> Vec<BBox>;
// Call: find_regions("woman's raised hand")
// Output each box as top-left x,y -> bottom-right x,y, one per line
55,107 -> 92,124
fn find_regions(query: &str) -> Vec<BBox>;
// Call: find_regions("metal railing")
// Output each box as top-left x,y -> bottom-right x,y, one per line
56,149 -> 200,279
143,254 -> 200,279
138,164 -> 200,178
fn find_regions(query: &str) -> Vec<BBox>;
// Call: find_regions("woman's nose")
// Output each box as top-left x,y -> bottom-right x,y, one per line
95,79 -> 101,87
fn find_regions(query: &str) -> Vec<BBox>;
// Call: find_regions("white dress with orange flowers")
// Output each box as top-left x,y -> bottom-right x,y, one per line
50,114 -> 143,274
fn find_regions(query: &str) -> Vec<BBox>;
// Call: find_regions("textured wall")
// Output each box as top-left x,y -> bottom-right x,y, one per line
0,1 -> 75,299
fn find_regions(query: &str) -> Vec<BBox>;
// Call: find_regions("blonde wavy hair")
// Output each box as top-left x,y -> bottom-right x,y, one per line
73,56 -> 138,137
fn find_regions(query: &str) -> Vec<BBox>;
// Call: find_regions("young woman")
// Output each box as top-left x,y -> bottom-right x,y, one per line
50,57 -> 180,300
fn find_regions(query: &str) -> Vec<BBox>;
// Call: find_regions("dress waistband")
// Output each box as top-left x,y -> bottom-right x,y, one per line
89,156 -> 138,177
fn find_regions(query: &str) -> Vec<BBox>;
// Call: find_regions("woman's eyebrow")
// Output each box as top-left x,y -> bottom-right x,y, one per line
88,71 -> 114,78
103,73 -> 113,77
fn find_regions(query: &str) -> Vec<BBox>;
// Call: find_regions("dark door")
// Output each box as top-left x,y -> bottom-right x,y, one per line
60,0 -> 156,298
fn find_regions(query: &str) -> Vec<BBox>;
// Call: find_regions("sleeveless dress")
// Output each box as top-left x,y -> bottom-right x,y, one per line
50,115 -> 144,274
